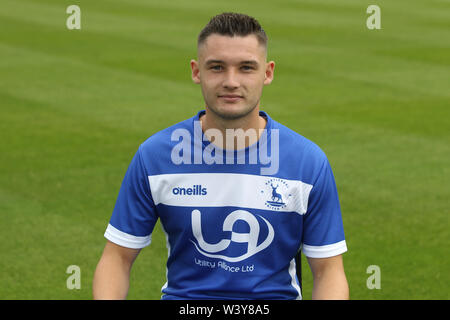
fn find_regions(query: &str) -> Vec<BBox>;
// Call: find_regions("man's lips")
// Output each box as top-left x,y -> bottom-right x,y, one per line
218,94 -> 243,102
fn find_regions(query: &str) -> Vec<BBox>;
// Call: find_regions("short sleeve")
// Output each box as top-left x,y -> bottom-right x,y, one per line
104,145 -> 158,249
302,158 -> 347,258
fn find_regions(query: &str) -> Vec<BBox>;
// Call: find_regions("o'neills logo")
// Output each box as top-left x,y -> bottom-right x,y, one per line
172,185 -> 207,196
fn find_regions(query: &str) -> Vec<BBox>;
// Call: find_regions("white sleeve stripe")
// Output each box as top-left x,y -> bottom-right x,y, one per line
302,240 -> 347,258
104,224 -> 151,249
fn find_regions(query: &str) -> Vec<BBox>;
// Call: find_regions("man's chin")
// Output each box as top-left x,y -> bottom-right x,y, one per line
209,103 -> 256,120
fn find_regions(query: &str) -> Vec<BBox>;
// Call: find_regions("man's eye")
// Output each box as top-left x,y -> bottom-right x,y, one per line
210,65 -> 223,71
241,65 -> 254,71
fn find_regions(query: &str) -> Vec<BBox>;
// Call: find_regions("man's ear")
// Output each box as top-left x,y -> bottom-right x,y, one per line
264,61 -> 275,85
190,59 -> 201,84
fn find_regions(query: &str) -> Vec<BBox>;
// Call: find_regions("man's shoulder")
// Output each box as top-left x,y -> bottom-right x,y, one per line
274,119 -> 328,164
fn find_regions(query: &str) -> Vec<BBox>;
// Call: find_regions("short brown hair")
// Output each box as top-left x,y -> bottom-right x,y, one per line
198,12 -> 268,48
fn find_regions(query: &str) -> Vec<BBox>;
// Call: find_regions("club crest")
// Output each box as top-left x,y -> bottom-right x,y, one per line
262,178 -> 290,210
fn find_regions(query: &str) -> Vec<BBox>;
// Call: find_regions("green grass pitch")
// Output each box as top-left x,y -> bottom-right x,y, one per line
0,0 -> 448,299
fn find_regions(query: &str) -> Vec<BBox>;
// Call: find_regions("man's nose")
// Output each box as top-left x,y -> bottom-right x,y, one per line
222,70 -> 240,89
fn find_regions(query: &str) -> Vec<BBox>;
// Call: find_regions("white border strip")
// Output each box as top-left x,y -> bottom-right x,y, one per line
104,224 -> 151,249
288,258 -> 302,300
148,173 -> 313,215
302,240 -> 347,258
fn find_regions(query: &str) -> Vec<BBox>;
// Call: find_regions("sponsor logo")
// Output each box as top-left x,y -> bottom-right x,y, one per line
190,209 -> 274,262
172,185 -> 207,196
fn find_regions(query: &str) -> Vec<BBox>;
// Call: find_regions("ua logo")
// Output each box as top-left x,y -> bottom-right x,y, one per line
191,209 -> 274,262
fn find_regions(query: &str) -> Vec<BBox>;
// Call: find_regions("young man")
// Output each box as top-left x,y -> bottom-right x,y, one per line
93,13 -> 349,300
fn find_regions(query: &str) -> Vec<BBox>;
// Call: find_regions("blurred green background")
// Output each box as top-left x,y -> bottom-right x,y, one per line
0,0 -> 448,299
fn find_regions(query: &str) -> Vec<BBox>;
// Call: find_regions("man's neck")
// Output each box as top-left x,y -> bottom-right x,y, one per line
199,107 -> 267,150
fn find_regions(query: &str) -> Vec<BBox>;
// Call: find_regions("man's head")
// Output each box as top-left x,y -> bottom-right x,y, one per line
197,12 -> 268,53
191,13 -> 275,120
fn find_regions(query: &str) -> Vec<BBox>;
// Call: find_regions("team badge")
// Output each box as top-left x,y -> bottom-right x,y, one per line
262,178 -> 290,210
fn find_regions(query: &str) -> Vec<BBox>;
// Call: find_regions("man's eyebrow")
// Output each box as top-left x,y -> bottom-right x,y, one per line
205,59 -> 225,65
240,60 -> 259,66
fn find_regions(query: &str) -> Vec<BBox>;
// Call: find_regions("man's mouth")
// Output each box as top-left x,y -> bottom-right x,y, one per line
218,94 -> 243,102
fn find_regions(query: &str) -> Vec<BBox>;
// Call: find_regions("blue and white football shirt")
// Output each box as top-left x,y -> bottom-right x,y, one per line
104,110 -> 347,300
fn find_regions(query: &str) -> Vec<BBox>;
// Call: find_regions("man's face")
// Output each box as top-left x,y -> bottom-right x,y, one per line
191,34 -> 274,120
